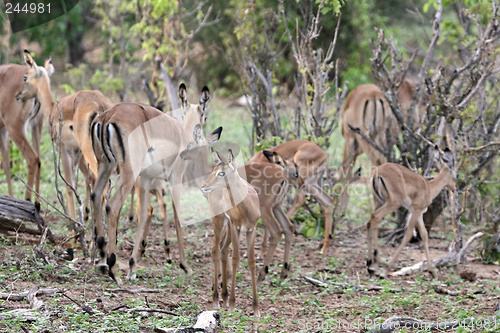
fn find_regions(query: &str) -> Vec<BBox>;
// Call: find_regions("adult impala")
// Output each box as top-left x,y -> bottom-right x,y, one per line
16,50 -> 113,221
338,79 -> 426,210
366,149 -> 456,279
0,52 -> 54,200
90,84 -> 221,283
250,140 -> 334,254
202,148 -> 260,317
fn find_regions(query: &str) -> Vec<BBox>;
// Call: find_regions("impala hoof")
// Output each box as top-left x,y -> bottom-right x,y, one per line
126,271 -> 137,281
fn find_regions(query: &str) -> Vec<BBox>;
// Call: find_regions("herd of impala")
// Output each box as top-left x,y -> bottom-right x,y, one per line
0,51 -> 457,316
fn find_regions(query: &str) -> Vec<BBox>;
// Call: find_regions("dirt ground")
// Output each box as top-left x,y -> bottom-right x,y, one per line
1,211 -> 500,332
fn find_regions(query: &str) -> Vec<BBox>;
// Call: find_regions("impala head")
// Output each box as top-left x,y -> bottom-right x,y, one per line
262,150 -> 299,180
439,147 -> 457,191
179,124 -> 223,160
16,50 -> 54,102
201,148 -> 237,193
178,83 -> 211,127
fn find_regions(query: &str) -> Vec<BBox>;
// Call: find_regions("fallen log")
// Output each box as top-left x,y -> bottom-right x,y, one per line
0,286 -> 46,321
390,232 -> 484,277
0,287 -> 63,301
0,195 -> 55,243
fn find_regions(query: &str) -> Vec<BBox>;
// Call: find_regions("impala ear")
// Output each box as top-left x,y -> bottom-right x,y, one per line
227,149 -> 236,170
199,86 -> 210,112
263,150 -> 286,167
211,147 -> 223,165
192,124 -> 202,144
44,56 -> 54,77
24,50 -> 36,69
179,83 -> 188,108
206,126 -> 223,145
355,166 -> 362,179
441,147 -> 454,169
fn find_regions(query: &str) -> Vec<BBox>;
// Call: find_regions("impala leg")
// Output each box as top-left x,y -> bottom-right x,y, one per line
416,213 -> 437,278
128,184 -> 151,280
273,205 -> 293,280
285,188 -> 306,225
258,209 -> 280,282
260,224 -> 268,260
221,221 -> 232,282
169,183 -> 192,274
31,114 -> 43,201
383,210 -> 416,279
128,186 -> 135,222
359,139 -> 386,167
60,147 -> 76,221
366,201 -> 400,277
337,136 -> 360,213
0,128 -> 13,197
92,163 -> 114,271
153,188 -> 171,263
211,214 -> 225,310
220,215 -> 231,307
78,157 -> 93,221
106,163 -> 135,284
8,124 -> 39,201
304,183 -> 334,254
229,226 -> 241,312
246,228 -> 260,317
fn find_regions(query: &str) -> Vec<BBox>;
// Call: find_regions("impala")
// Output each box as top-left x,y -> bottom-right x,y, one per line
250,140 -> 334,254
90,84 -> 220,283
202,148 -> 260,317
244,150 -> 297,281
338,79 -> 426,211
0,51 -> 53,200
366,149 -> 456,279
16,50 -> 114,221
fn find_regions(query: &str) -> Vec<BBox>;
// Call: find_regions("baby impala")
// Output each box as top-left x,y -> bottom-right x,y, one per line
202,148 -> 261,317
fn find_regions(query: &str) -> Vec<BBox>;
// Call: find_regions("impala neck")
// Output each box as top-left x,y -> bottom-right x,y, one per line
428,166 -> 451,201
225,172 -> 248,207
36,79 -> 55,120
183,105 -> 211,175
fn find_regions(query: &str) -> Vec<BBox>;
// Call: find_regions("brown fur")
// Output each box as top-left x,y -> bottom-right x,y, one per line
203,149 -> 261,317
367,161 -> 456,278
250,140 -> 334,254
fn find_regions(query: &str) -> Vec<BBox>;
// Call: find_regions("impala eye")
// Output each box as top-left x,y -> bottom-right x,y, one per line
24,76 -> 27,81
187,144 -> 192,149
294,172 -> 299,178
218,171 -> 225,177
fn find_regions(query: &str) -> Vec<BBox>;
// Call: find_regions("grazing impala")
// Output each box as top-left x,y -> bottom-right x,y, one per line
250,140 -> 334,254
16,50 -> 113,221
0,51 -> 54,200
244,150 -> 297,281
202,148 -> 260,317
338,80 -> 426,211
90,84 -> 220,283
366,149 -> 456,279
